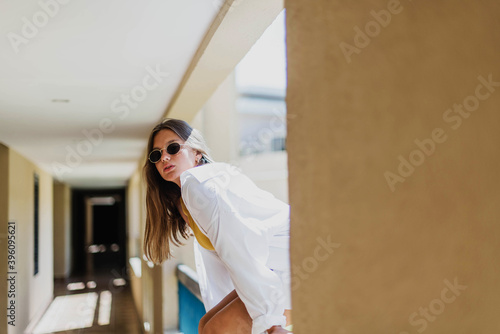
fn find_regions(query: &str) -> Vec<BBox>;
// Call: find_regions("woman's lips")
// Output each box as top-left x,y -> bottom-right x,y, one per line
163,164 -> 174,172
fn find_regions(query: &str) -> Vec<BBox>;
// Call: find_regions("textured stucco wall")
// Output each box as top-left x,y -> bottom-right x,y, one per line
286,1 -> 500,332
7,148 -> 54,333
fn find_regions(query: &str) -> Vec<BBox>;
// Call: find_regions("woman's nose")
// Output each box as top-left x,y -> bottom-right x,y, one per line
161,150 -> 170,161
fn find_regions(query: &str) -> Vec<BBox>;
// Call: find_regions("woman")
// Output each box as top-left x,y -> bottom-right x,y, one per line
143,119 -> 292,334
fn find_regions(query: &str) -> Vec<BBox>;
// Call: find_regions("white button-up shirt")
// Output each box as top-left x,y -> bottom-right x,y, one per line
180,162 -> 290,334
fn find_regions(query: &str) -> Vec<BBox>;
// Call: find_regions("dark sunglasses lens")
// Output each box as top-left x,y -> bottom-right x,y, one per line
166,143 -> 181,155
149,150 -> 162,163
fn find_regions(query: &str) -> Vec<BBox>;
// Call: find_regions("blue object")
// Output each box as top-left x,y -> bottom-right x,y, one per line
178,281 -> 206,334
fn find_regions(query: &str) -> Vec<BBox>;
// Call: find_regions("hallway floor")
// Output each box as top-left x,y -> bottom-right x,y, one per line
30,269 -> 143,334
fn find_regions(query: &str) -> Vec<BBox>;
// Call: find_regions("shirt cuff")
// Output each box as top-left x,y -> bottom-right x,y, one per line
252,314 -> 287,334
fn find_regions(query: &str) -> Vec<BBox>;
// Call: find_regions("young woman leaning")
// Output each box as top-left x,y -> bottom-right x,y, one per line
143,118 -> 292,334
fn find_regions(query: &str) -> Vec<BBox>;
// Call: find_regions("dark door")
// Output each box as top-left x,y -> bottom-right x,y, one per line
72,188 -> 127,276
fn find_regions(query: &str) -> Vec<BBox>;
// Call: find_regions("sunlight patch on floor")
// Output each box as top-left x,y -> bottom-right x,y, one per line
98,290 -> 112,326
32,292 -> 98,334
66,282 -> 86,291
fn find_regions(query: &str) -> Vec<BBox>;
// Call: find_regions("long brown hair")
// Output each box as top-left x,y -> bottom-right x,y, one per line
143,118 -> 213,264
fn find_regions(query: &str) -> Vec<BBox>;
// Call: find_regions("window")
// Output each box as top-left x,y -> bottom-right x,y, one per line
235,10 -> 287,156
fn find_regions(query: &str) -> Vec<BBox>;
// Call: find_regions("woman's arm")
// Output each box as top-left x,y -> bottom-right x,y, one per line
214,207 -> 288,333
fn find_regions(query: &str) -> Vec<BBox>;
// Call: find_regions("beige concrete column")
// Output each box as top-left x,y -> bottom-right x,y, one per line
84,197 -> 93,275
286,1 -> 500,332
53,181 -> 72,278
142,262 -> 163,334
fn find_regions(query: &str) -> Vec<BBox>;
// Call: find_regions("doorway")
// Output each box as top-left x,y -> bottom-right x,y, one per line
72,188 -> 127,277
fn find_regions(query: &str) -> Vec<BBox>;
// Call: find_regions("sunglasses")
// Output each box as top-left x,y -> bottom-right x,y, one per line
148,142 -> 185,163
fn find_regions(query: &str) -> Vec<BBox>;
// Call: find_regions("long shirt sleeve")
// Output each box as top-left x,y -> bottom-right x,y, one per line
181,163 -> 290,334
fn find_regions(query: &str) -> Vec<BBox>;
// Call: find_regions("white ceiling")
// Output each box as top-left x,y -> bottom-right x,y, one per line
0,0 -> 219,188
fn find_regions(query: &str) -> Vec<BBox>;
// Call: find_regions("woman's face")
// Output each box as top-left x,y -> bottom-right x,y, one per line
152,129 -> 201,187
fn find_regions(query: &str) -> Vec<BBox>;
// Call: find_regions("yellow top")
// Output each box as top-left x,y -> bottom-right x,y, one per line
180,199 -> 215,251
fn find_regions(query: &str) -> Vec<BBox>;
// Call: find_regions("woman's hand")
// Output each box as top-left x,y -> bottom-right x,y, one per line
266,325 -> 292,333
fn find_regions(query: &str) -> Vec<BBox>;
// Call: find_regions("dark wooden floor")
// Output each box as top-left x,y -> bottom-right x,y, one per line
44,269 -> 143,334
